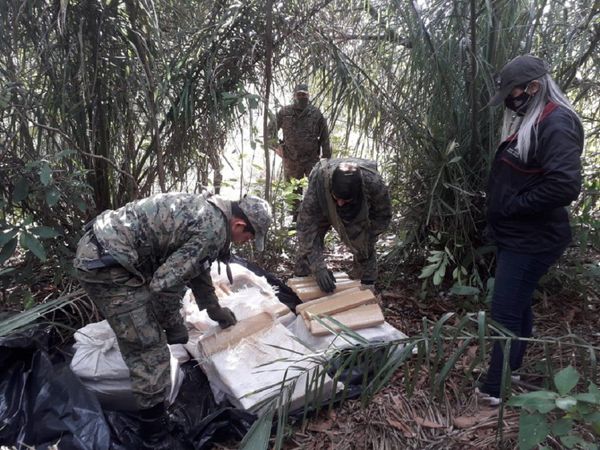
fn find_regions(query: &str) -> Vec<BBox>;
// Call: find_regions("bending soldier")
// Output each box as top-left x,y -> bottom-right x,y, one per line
268,83 -> 332,220
294,158 -> 392,293
73,193 -> 271,449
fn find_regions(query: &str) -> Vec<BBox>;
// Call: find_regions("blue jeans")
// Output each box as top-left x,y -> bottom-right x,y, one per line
482,247 -> 563,396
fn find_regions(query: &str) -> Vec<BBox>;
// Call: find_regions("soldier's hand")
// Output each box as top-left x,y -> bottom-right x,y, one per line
275,145 -> 283,157
315,268 -> 336,293
207,305 -> 237,329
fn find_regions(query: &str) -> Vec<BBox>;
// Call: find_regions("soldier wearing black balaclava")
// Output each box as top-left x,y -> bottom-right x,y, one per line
294,158 -> 392,293
268,83 -> 332,221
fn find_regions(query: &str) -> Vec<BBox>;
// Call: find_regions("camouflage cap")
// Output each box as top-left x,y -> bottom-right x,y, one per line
239,195 -> 272,252
294,83 -> 309,94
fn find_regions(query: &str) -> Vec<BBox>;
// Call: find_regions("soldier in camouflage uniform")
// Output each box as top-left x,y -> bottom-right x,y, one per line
73,193 -> 271,449
268,83 -> 332,220
294,158 -> 392,293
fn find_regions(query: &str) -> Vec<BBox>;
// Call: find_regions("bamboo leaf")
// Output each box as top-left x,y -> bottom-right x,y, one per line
239,404 -> 274,450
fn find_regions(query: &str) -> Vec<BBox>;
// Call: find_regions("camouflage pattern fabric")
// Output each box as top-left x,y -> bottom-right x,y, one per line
73,192 -> 234,408
76,232 -> 176,408
282,158 -> 318,182
268,103 -> 331,177
238,195 -> 272,252
294,158 -> 392,283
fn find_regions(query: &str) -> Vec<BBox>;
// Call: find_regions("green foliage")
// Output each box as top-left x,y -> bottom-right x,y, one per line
508,365 -> 600,450
238,312 -> 599,449
274,0 -> 598,298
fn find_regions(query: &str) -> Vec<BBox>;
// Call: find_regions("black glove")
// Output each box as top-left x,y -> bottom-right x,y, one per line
207,305 -> 237,329
315,268 -> 336,293
165,322 -> 189,345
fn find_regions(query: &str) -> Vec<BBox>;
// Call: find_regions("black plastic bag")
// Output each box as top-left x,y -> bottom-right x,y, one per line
0,328 -> 111,450
105,362 -> 256,450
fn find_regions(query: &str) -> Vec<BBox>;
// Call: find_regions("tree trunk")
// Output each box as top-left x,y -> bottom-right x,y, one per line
468,0 -> 480,170
262,0 -> 273,202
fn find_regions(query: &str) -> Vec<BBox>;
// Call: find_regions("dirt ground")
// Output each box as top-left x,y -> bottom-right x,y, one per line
257,246 -> 600,450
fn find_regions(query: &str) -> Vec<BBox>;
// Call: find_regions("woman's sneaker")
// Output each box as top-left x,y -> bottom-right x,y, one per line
475,383 -> 501,406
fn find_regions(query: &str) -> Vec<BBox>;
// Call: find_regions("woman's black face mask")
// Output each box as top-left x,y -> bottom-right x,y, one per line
505,86 -> 532,115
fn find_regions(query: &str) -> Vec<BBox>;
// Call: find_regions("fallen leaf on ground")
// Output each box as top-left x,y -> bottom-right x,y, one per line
386,418 -> 417,438
307,420 -> 333,433
453,407 -> 500,429
414,416 -> 444,428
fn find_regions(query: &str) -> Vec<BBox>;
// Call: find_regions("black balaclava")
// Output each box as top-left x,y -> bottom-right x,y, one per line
331,163 -> 363,221
294,96 -> 309,109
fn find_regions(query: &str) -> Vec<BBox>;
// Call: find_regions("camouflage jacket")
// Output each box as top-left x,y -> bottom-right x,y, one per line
296,158 -> 392,273
89,193 -> 231,309
268,103 -> 332,162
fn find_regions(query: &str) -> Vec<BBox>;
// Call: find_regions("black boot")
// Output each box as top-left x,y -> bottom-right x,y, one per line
164,322 -> 188,345
139,403 -> 185,450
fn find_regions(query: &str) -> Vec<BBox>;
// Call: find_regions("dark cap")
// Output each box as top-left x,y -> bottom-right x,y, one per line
488,55 -> 549,106
294,83 -> 309,94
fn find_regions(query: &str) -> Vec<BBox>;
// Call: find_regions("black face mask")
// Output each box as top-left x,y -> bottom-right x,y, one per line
336,195 -> 363,222
505,91 -> 531,116
294,97 -> 309,109
332,166 -> 363,221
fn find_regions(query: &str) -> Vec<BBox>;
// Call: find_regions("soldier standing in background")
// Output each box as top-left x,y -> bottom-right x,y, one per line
294,158 -> 392,293
73,193 -> 271,449
269,83 -> 332,221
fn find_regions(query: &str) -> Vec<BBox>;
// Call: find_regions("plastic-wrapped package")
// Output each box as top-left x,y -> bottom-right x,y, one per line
287,315 -> 408,352
182,261 -> 295,336
70,320 -> 188,410
197,317 -> 341,413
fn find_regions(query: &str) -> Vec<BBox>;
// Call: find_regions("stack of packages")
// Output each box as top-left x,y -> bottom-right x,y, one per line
181,263 -> 340,412
71,266 -> 406,414
286,273 -> 407,351
286,272 -> 361,302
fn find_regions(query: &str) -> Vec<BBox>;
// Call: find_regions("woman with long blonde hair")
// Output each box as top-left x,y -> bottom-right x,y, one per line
478,55 -> 584,404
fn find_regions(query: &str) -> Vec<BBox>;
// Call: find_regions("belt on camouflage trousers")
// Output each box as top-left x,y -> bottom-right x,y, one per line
82,230 -> 122,270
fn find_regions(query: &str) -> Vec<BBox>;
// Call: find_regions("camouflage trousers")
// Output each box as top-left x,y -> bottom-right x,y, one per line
283,158 -> 318,220
294,237 -> 378,282
75,232 -> 185,409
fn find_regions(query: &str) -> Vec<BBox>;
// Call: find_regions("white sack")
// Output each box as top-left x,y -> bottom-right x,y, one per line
70,320 -> 188,410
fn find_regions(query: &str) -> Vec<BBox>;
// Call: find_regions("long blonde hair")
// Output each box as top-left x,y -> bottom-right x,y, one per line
500,74 -> 580,162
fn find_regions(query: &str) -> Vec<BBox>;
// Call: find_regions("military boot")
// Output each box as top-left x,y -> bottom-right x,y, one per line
139,403 -> 185,450
164,321 -> 188,345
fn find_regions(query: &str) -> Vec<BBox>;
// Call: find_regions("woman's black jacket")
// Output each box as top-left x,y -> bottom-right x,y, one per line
486,103 -> 584,254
